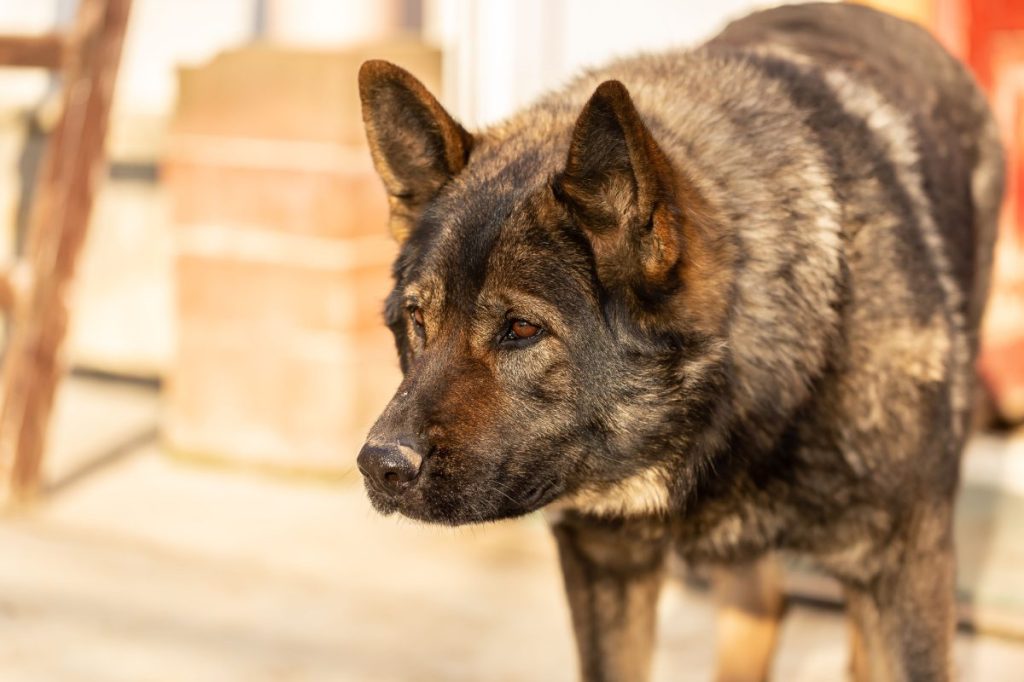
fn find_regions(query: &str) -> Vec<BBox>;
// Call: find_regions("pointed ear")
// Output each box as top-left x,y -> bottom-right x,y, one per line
359,60 -> 473,242
554,81 -> 682,287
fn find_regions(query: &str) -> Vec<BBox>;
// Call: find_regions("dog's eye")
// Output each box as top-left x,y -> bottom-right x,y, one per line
410,307 -> 425,333
511,320 -> 540,338
502,319 -> 543,346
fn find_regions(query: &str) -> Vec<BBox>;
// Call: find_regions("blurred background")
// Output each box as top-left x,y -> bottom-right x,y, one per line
0,0 -> 1022,680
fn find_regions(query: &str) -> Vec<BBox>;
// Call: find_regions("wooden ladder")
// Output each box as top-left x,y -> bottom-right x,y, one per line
0,0 -> 131,506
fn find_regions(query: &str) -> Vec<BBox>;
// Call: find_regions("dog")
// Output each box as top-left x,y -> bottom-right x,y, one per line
355,3 -> 1004,680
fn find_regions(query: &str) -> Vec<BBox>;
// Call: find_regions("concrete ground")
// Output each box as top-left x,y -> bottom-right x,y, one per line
1,377 -> 1023,681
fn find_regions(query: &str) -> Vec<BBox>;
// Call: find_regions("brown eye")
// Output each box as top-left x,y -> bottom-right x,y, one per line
410,307 -> 424,329
510,319 -> 541,340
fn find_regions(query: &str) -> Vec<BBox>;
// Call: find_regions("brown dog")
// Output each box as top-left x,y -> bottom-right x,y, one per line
355,3 -> 1004,680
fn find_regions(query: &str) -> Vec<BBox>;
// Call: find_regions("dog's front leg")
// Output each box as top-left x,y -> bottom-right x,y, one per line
550,512 -> 670,682
711,556 -> 785,682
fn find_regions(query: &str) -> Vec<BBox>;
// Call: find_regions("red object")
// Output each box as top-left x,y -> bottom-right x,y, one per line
952,0 -> 1024,422
967,0 -> 1024,238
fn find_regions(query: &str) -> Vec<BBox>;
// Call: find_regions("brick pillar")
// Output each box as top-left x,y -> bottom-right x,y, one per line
163,43 -> 440,475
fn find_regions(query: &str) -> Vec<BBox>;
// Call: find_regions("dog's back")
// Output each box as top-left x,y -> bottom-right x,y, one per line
711,2 -> 1003,332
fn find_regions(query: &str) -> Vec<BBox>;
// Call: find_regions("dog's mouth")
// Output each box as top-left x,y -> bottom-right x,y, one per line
361,466 -> 564,526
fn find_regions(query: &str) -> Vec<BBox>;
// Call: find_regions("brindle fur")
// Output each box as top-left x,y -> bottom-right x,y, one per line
356,4 -> 1004,681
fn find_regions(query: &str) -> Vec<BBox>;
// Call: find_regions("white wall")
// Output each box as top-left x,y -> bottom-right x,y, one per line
425,0 -> 791,128
263,0 -> 401,47
0,0 -> 404,157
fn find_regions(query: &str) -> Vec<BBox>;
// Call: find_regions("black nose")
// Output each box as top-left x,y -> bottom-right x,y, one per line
356,441 -> 422,495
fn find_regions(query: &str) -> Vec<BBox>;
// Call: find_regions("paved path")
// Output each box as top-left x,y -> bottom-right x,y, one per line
0,378 -> 1021,681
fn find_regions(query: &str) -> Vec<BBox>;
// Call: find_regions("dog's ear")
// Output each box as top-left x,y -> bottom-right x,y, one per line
359,60 -> 473,242
554,80 -> 683,289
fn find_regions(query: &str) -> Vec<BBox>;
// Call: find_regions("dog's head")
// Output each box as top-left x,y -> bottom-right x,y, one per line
355,61 -> 732,524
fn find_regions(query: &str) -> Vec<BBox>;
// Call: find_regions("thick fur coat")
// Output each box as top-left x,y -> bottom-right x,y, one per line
355,4 -> 1004,680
